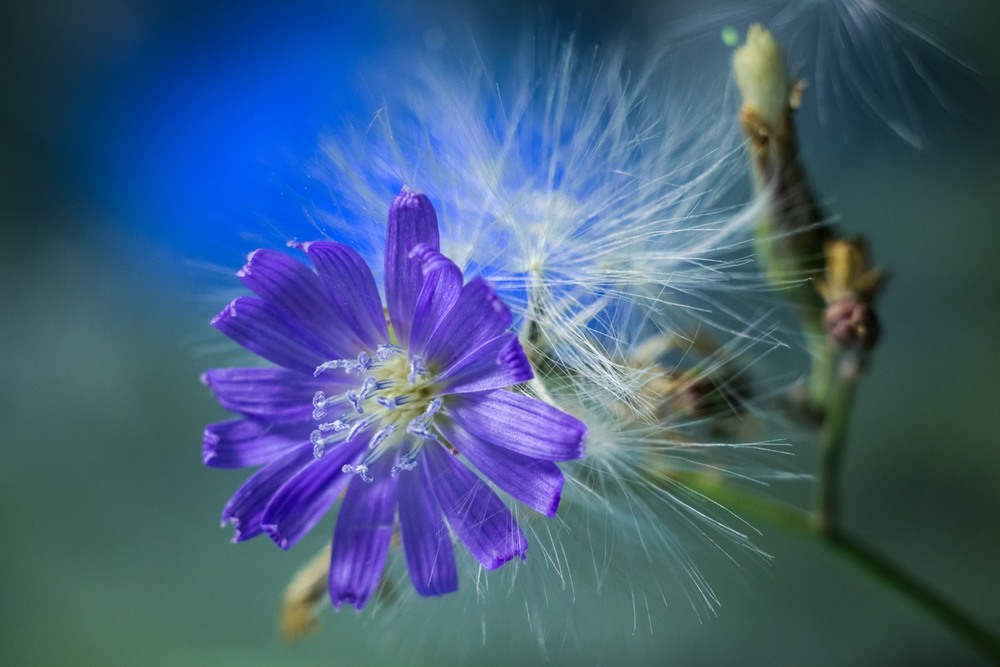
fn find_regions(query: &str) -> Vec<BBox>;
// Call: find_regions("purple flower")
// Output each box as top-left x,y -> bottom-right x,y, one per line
202,188 -> 586,609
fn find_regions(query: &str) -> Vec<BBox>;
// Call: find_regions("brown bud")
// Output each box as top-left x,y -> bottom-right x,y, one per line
280,546 -> 331,641
815,237 -> 883,305
825,296 -> 880,352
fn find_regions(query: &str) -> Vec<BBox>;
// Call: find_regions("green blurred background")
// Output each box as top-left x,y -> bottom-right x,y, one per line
3,1 -> 999,665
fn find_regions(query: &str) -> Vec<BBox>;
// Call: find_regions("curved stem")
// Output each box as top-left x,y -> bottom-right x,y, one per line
678,472 -> 1000,664
726,23 -> 995,661
804,321 -> 836,416
814,355 -> 860,533
826,527 -> 1000,664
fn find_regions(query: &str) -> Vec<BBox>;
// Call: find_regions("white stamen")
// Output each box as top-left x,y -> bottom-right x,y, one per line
406,397 -> 444,440
425,397 -> 443,416
310,419 -> 353,458
375,395 -> 408,410
408,355 -> 428,384
391,450 -> 420,477
353,351 -> 372,375
406,418 -> 438,441
314,350 -> 376,378
313,359 -> 352,377
359,376 -> 378,400
310,430 -> 329,459
346,416 -> 374,443
319,420 -> 350,432
346,389 -> 364,414
312,390 -> 329,419
342,463 -> 373,483
369,423 -> 397,450
312,390 -> 346,420
311,344 -> 443,473
374,344 -> 401,361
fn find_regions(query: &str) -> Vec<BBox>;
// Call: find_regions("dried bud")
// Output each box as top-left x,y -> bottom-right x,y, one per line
815,237 -> 883,304
825,295 -> 880,352
815,238 -> 884,352
625,332 -> 751,424
280,546 -> 331,642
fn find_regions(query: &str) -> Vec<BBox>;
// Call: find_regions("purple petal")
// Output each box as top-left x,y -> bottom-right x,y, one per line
421,277 -> 513,372
424,445 -> 527,571
437,420 -> 563,518
201,367 -> 343,422
385,189 -> 440,344
300,241 -> 389,349
238,249 -> 361,358
221,442 -> 315,542
260,441 -> 366,550
407,245 -> 463,354
435,334 -> 533,394
203,418 -> 305,469
446,391 -> 586,462
398,458 -> 457,596
212,297 -> 335,373
329,455 -> 399,610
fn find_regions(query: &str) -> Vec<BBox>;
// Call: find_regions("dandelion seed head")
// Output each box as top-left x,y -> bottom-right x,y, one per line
317,35 -> 762,406
312,31 -> 793,627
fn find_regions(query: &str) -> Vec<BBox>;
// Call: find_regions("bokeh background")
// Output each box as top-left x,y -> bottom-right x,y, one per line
3,0 -> 999,665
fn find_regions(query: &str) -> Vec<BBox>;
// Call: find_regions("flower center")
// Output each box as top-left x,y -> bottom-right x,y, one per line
309,345 -> 442,481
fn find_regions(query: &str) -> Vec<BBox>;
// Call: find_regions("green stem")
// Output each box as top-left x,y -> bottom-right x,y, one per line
814,354 -> 859,533
827,527 -> 1000,664
676,472 -> 1000,663
727,23 -> 996,660
804,321 -> 835,416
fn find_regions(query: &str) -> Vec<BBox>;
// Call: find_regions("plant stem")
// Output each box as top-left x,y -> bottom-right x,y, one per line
726,23 -> 997,663
804,321 -> 835,416
814,354 -> 859,534
826,527 -> 1000,664
678,471 -> 1000,663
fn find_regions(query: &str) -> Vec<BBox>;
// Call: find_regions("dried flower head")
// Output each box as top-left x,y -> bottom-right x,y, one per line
317,37 -> 761,409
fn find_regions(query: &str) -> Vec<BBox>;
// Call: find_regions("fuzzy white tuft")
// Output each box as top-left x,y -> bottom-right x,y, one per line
310,33 -> 795,646
317,36 -> 764,406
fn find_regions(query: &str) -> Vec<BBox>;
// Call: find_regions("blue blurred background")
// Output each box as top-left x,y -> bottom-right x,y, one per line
2,0 -> 999,665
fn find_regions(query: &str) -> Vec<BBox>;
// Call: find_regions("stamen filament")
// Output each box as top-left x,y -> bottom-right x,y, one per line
346,416 -> 374,443
342,463 -> 373,483
391,449 -> 420,477
408,355 -> 428,384
346,389 -> 364,415
369,423 -> 397,451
